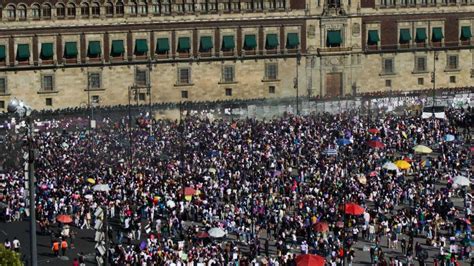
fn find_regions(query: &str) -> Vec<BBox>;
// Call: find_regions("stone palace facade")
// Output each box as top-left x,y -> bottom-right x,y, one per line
0,0 -> 473,109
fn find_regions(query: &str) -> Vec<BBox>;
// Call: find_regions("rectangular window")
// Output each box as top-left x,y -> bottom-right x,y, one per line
269,85 -> 276,94
418,77 -> 424,85
45,98 -> 53,106
138,93 -> 146,101
222,65 -> 235,83
0,101 -> 4,109
88,73 -> 101,90
0,78 -> 6,94
135,69 -> 148,86
383,58 -> 394,74
447,55 -> 458,70
265,63 -> 278,80
225,88 -> 232,96
42,75 -> 54,91
415,57 -> 427,72
450,76 -> 456,83
91,95 -> 100,104
385,79 -> 392,87
178,68 -> 191,84
181,90 -> 188,99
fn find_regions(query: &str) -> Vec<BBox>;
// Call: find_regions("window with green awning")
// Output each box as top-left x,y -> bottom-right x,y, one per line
64,42 -> 78,58
0,45 -> 5,61
156,38 -> 169,53
16,44 -> 30,61
286,33 -> 299,49
222,36 -> 235,50
244,34 -> 257,50
200,36 -> 213,52
111,40 -> 124,56
88,41 -> 101,57
461,26 -> 472,40
431,27 -> 443,42
40,43 -> 54,60
367,30 -> 379,45
399,29 -> 411,43
135,39 -> 148,55
265,34 -> 279,49
327,30 -> 342,47
415,28 -> 427,43
177,37 -> 190,52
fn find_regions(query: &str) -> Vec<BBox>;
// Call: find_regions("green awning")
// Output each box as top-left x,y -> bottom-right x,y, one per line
265,34 -> 279,49
286,33 -> 299,49
135,39 -> 148,54
461,26 -> 472,40
40,43 -> 54,59
177,37 -> 190,52
0,45 -> 5,60
16,44 -> 30,61
415,28 -> 427,42
432,27 -> 443,42
156,38 -> 169,53
200,36 -> 213,51
367,30 -> 379,45
222,35 -> 235,50
111,40 -> 124,56
88,41 -> 101,57
327,30 -> 342,46
64,42 -> 78,58
244,34 -> 257,49
399,29 -> 411,43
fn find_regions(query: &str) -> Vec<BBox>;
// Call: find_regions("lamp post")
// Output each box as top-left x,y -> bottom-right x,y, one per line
7,99 -> 37,266
431,51 -> 439,114
294,52 -> 302,115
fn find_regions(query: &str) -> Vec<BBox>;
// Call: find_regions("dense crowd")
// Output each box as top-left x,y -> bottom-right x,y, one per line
0,105 -> 472,265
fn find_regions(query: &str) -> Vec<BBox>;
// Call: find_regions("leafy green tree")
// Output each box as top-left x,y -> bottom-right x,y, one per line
0,244 -> 22,266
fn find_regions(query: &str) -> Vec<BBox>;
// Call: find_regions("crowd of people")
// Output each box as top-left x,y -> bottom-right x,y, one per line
0,104 -> 472,265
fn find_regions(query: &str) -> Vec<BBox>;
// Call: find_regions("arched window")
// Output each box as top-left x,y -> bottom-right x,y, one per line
6,5 -> 16,19
67,3 -> 76,16
32,4 -> 41,18
91,2 -> 100,16
138,0 -> 147,14
42,3 -> 52,18
116,1 -> 124,15
18,5 -> 27,19
81,2 -> 90,16
105,1 -> 114,15
56,3 -> 65,18
130,1 -> 138,15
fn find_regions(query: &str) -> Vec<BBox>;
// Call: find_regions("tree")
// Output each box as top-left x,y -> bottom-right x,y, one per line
0,244 -> 22,266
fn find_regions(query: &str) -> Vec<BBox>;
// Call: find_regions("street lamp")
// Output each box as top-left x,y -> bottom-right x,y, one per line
294,52 -> 302,115
431,51 -> 439,115
7,99 -> 37,266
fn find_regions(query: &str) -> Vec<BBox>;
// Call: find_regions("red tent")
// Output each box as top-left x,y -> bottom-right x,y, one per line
345,202 -> 365,215
296,254 -> 326,266
367,140 -> 385,148
56,214 -> 73,224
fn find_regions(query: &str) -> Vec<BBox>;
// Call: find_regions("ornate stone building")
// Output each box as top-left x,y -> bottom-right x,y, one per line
0,0 -> 473,110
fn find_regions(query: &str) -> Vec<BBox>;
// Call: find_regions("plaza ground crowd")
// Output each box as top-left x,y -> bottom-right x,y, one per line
0,105 -> 472,265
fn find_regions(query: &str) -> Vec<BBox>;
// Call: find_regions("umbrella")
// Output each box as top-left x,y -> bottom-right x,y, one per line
336,138 -> 351,146
93,184 -> 110,192
84,194 -> 93,200
183,187 -> 197,196
413,145 -> 433,154
395,160 -> 411,170
296,254 -> 325,266
444,134 -> 455,142
368,128 -> 379,134
345,202 -> 365,215
166,200 -> 176,208
313,222 -> 329,232
357,174 -> 367,185
453,175 -> 470,186
382,162 -> 398,171
208,227 -> 226,238
196,231 -> 210,239
367,140 -> 385,149
56,214 -> 73,224
87,178 -> 96,184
